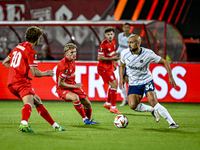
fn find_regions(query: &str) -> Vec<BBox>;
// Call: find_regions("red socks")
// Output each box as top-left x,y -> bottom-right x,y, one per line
73,101 -> 87,119
107,88 -> 111,103
110,88 -> 117,107
84,106 -> 92,120
21,104 -> 32,122
36,104 -> 55,125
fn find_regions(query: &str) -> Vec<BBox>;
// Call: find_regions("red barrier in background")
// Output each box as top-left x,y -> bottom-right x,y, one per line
0,62 -> 200,103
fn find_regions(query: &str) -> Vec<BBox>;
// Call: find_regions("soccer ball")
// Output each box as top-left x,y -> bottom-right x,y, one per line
114,115 -> 128,128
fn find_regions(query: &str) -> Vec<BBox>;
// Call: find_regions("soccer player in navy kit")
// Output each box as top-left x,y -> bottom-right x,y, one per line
119,34 -> 179,128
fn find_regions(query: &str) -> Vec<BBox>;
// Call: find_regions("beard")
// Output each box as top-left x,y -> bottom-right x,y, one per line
130,47 -> 138,52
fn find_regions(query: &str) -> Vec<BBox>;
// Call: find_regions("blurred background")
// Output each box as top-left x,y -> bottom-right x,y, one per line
0,0 -> 199,62
0,0 -> 200,102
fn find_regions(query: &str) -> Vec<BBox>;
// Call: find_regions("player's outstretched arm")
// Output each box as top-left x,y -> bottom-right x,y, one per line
30,66 -> 54,77
57,77 -> 83,88
2,57 -> 10,69
98,55 -> 120,61
158,58 -> 177,88
119,62 -> 126,89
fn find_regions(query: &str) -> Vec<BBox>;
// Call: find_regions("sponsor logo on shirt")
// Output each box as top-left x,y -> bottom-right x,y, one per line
128,66 -> 143,71
100,47 -> 103,51
65,69 -> 68,74
34,54 -> 38,59
140,60 -> 143,63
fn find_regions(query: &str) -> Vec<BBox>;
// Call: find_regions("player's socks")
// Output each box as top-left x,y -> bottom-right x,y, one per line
106,88 -> 111,103
111,106 -> 116,109
52,122 -> 59,129
110,88 -> 117,107
134,103 -> 153,112
52,122 -> 65,131
73,101 -> 87,118
21,103 -> 32,124
154,103 -> 176,125
84,106 -> 92,120
36,104 -> 55,125
106,102 -> 111,106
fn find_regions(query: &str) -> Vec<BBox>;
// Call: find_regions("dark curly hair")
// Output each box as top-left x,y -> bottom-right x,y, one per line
25,26 -> 43,43
104,26 -> 115,33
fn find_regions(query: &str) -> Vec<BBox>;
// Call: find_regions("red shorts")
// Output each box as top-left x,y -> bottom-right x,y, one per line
98,68 -> 116,84
56,88 -> 87,102
8,82 -> 35,99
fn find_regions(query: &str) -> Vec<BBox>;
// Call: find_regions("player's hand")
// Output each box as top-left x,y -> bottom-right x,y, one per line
169,77 -> 177,88
46,70 -> 54,76
114,52 -> 120,57
111,55 -> 120,61
113,63 -> 117,71
74,83 -> 83,88
113,65 -> 117,71
119,80 -> 124,90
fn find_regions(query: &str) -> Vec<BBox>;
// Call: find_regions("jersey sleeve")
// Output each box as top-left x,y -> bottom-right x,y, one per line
120,51 -> 125,64
58,66 -> 69,79
27,51 -> 38,67
8,52 -> 12,59
149,50 -> 161,63
98,43 -> 106,57
118,33 -> 122,46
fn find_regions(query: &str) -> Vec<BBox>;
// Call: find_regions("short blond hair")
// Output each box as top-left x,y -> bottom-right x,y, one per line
64,43 -> 77,52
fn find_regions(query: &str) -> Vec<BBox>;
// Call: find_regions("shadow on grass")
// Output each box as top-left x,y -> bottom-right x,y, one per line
71,124 -> 112,130
20,131 -> 82,140
123,113 -> 150,117
143,128 -> 200,134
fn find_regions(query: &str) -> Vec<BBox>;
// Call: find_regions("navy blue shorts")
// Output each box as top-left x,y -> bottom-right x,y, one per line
128,80 -> 155,96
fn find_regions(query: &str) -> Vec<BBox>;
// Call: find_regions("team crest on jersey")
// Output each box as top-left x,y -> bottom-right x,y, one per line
100,47 -> 103,51
34,54 -> 38,59
65,69 -> 68,74
140,60 -> 143,63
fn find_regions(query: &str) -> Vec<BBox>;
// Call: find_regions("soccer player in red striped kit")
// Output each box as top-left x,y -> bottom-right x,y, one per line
97,26 -> 122,114
3,26 -> 65,132
56,43 -> 99,125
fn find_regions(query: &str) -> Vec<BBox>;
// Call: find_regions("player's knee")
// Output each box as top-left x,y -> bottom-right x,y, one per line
71,94 -> 79,102
112,83 -> 118,89
33,94 -> 42,105
110,80 -> 118,89
129,102 -> 137,110
81,97 -> 91,107
148,99 -> 158,107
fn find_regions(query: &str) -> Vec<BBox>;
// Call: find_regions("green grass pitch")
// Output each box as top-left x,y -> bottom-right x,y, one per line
0,100 -> 200,150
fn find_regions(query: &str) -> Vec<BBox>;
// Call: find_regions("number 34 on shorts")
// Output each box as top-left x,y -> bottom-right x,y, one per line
145,81 -> 155,92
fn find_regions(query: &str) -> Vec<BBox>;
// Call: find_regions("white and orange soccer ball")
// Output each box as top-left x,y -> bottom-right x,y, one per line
114,115 -> 129,128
